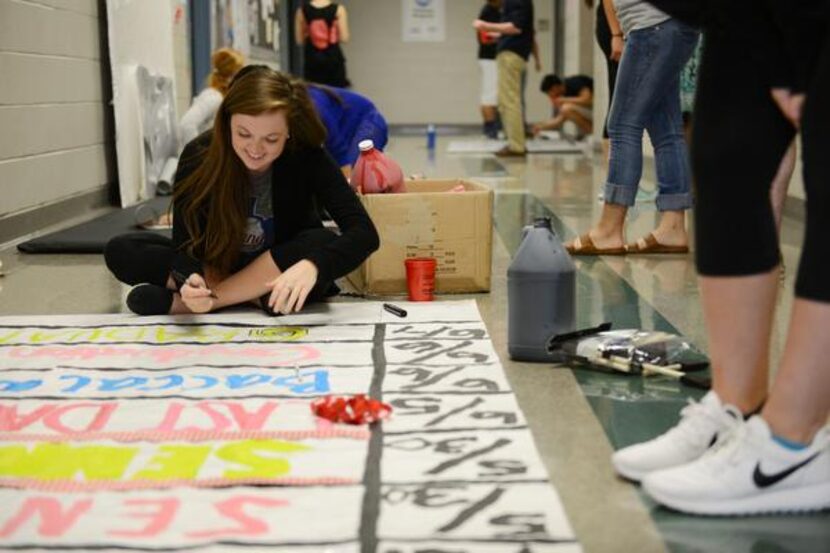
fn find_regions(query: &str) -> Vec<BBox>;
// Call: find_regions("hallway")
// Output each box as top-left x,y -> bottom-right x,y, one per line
1,133 -> 826,552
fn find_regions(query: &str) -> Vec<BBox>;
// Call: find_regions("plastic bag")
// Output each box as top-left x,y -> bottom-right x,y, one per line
547,323 -> 711,389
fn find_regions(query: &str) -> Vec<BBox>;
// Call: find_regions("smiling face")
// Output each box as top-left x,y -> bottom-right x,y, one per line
230,111 -> 289,174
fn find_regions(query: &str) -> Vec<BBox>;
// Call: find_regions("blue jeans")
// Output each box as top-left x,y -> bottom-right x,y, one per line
605,19 -> 699,211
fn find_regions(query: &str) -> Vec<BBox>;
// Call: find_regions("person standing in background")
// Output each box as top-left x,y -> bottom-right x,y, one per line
295,0 -> 350,87
613,0 -> 830,516
566,0 -> 698,255
477,0 -> 503,139
179,48 -> 245,148
594,0 -> 624,160
474,0 -> 535,157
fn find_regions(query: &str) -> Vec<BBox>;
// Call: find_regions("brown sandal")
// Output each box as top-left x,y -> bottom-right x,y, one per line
625,233 -> 689,254
565,233 -> 627,256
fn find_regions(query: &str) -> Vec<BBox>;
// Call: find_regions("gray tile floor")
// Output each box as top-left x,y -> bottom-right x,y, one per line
0,134 -> 826,553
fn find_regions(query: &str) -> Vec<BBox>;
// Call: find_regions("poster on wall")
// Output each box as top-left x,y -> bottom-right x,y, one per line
402,0 -> 446,42
212,0 -> 250,56
248,0 -> 280,55
212,0 -> 280,64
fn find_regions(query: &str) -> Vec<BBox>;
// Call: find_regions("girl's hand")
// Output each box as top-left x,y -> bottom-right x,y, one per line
180,273 -> 217,314
610,35 -> 624,61
266,260 -> 319,315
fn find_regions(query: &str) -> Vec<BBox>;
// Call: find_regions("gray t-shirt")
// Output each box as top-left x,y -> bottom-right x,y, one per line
613,0 -> 670,35
240,167 -> 274,260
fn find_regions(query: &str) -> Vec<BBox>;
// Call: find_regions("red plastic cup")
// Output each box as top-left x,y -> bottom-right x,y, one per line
405,257 -> 437,301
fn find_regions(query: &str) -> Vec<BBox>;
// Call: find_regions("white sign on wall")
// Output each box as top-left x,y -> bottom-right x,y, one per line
402,0 -> 445,42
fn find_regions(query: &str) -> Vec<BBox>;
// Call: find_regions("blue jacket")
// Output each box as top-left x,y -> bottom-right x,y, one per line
309,86 -> 388,166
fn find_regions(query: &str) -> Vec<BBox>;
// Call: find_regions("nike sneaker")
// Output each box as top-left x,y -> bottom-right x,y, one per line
612,391 -> 742,481
643,416 -> 830,515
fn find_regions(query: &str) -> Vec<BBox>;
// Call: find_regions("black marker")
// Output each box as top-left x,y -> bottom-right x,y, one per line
383,303 -> 407,318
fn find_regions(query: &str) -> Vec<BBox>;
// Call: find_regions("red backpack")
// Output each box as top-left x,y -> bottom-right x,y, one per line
305,4 -> 340,51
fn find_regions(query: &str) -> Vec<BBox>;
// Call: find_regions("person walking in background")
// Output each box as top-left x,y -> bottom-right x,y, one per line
178,47 -> 245,148
473,0 -> 535,157
295,0 -> 350,88
532,73 -> 595,137
307,84 -> 389,179
477,0 -> 502,139
565,0 -> 698,255
105,66 -> 378,317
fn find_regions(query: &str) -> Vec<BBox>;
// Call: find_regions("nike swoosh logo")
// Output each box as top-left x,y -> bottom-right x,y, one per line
753,452 -> 821,488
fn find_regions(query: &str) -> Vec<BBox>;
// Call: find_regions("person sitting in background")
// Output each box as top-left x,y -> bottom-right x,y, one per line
307,84 -> 388,179
532,73 -> 594,136
105,66 -> 379,317
178,48 -> 245,148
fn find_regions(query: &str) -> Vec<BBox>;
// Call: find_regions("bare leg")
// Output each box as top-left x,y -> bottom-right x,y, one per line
650,209 -> 688,248
168,251 -> 281,314
770,140 -> 796,230
559,106 -> 593,135
763,298 -> 830,442
699,270 -> 778,413
538,106 -> 593,135
565,202 -> 628,250
481,105 -> 498,124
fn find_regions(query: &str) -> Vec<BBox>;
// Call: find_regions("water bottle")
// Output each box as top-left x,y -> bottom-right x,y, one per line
351,139 -> 406,194
507,217 -> 576,362
426,124 -> 436,151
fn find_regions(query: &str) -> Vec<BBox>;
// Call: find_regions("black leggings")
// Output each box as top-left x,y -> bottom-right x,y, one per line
595,3 -> 619,140
104,229 -> 340,312
691,28 -> 830,302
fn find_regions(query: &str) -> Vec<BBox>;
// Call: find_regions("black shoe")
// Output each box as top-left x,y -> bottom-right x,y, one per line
494,146 -> 527,158
127,284 -> 174,315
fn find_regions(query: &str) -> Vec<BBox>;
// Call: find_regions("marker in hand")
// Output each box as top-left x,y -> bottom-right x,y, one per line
186,276 -> 218,300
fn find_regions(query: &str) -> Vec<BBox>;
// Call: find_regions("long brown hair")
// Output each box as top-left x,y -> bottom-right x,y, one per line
174,67 -> 327,274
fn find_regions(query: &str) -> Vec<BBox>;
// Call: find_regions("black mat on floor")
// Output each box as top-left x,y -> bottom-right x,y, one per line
17,196 -> 172,254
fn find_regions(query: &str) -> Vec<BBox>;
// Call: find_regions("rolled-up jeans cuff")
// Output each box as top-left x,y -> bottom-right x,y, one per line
603,182 -> 638,206
656,192 -> 693,211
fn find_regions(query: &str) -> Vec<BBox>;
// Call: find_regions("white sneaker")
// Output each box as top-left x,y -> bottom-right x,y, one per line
643,416 -> 830,516
612,391 -> 742,481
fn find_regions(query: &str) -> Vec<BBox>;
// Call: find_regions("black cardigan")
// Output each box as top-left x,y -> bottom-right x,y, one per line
646,0 -> 829,93
170,133 -> 380,287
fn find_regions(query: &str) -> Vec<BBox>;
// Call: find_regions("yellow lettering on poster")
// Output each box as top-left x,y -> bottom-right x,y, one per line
132,444 -> 212,480
154,326 -> 240,343
103,327 -> 148,342
0,443 -> 137,480
0,330 -> 23,344
248,327 -> 308,341
215,439 -> 309,479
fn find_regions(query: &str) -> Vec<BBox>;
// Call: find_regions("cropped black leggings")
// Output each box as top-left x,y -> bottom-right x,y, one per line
104,229 -> 340,312
692,29 -> 830,302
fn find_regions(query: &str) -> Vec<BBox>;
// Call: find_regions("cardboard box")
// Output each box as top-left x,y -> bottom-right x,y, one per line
347,179 -> 493,294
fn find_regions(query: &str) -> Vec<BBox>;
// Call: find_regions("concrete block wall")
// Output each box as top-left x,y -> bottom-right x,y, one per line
0,0 -> 112,241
